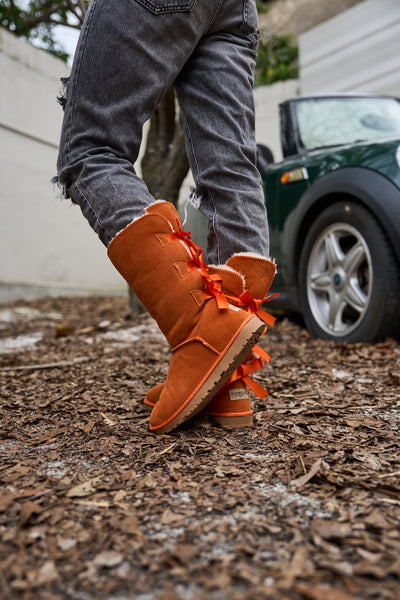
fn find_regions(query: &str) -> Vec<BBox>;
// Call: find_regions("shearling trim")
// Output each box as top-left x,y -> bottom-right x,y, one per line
109,201 -> 171,246
108,214 -> 147,248
229,252 -> 276,264
209,264 -> 237,272
209,263 -> 246,287
227,253 -> 278,278
145,201 -> 194,262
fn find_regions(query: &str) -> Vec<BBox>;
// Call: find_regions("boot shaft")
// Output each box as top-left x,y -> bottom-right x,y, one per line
227,254 -> 276,300
107,202 -> 255,350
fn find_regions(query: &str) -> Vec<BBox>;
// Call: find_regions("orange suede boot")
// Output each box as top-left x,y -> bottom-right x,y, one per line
144,253 -> 277,427
107,201 -> 266,434
144,349 -> 268,427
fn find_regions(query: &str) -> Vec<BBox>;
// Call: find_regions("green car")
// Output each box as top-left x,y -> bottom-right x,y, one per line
258,93 -> 400,343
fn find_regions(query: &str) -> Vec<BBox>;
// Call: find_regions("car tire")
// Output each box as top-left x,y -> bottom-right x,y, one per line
299,201 -> 400,342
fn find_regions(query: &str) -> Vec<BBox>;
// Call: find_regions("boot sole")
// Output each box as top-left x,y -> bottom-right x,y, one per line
144,399 -> 254,429
212,414 -> 253,428
150,315 -> 265,434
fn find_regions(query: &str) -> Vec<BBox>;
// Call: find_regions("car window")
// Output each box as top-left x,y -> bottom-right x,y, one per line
295,97 -> 400,150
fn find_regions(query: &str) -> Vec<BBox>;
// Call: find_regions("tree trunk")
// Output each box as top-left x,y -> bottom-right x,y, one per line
141,88 -> 190,207
128,88 -> 191,315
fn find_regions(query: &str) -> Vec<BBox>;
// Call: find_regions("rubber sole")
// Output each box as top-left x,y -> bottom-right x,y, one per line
144,399 -> 254,429
212,414 -> 253,428
150,315 -> 265,434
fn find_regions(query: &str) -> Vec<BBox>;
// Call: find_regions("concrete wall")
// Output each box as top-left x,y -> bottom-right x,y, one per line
3,0 -> 396,302
1,26 -> 297,302
0,27 -> 126,302
254,80 -> 300,162
299,0 -> 400,96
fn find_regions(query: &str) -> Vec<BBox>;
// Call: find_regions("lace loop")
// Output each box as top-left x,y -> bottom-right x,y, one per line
225,344 -> 270,400
169,219 -> 230,310
239,290 -> 278,328
170,218 -> 275,399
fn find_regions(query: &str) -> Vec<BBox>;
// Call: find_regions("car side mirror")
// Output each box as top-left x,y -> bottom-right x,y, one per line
257,143 -> 274,175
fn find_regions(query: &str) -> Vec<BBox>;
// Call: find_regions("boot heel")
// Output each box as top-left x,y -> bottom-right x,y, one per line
212,414 -> 253,428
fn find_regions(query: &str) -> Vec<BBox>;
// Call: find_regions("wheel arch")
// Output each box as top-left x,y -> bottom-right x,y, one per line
287,167 -> 400,286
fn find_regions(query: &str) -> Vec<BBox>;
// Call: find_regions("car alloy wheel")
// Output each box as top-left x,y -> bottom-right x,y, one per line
306,222 -> 371,337
299,202 -> 400,342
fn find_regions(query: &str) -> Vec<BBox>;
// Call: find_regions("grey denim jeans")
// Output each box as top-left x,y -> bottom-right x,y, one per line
56,0 -> 270,264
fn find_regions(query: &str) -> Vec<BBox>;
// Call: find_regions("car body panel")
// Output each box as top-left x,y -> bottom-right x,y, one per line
261,95 -> 400,314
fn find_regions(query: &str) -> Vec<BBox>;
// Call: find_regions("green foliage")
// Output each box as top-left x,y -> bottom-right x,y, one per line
1,0 -> 297,82
0,0 -> 89,62
255,32 -> 299,86
256,1 -> 269,14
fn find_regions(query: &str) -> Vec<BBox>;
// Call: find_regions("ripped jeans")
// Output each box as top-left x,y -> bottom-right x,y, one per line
56,0 -> 270,264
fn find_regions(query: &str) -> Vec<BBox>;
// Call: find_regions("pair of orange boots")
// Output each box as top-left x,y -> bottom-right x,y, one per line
108,201 -> 276,434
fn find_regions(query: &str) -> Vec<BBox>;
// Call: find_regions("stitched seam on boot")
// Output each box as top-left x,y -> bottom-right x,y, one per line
171,336 -> 220,355
154,233 -> 170,247
191,290 -> 205,307
173,261 -> 191,278
210,264 -> 246,289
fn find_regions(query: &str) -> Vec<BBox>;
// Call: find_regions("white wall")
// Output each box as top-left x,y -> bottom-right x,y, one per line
299,0 -> 400,96
254,80 -> 300,162
0,27 -> 126,302
6,0 -> 397,302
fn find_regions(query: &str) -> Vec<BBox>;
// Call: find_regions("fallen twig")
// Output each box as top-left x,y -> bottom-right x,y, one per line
1,356 -> 90,372
376,469 -> 400,479
0,564 -> 13,600
270,423 -> 372,447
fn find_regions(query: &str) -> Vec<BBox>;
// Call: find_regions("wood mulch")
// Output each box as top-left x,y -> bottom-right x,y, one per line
1,296 -> 399,600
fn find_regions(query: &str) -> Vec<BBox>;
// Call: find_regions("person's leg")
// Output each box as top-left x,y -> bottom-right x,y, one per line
56,0 -> 220,246
107,200 -> 266,434
174,0 -> 270,264
55,0 -> 267,434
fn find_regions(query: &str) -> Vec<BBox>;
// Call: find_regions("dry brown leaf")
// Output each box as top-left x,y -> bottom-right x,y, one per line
160,508 -> 185,525
295,583 -> 356,600
92,551 -> 124,568
55,323 -> 75,337
113,490 -> 127,502
0,493 -> 18,512
65,477 -> 101,498
389,361 -> 400,385
311,519 -> 352,540
19,501 -> 43,526
290,458 -> 323,489
36,561 -> 59,586
364,509 -> 390,529
1,295 -> 400,600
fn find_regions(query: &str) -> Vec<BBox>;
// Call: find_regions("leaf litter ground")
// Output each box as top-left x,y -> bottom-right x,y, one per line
1,296 -> 400,600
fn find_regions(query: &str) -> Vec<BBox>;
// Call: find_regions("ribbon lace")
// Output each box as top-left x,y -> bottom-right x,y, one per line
225,344 -> 271,400
223,289 -> 279,401
168,220 -> 229,309
169,218 -> 277,402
